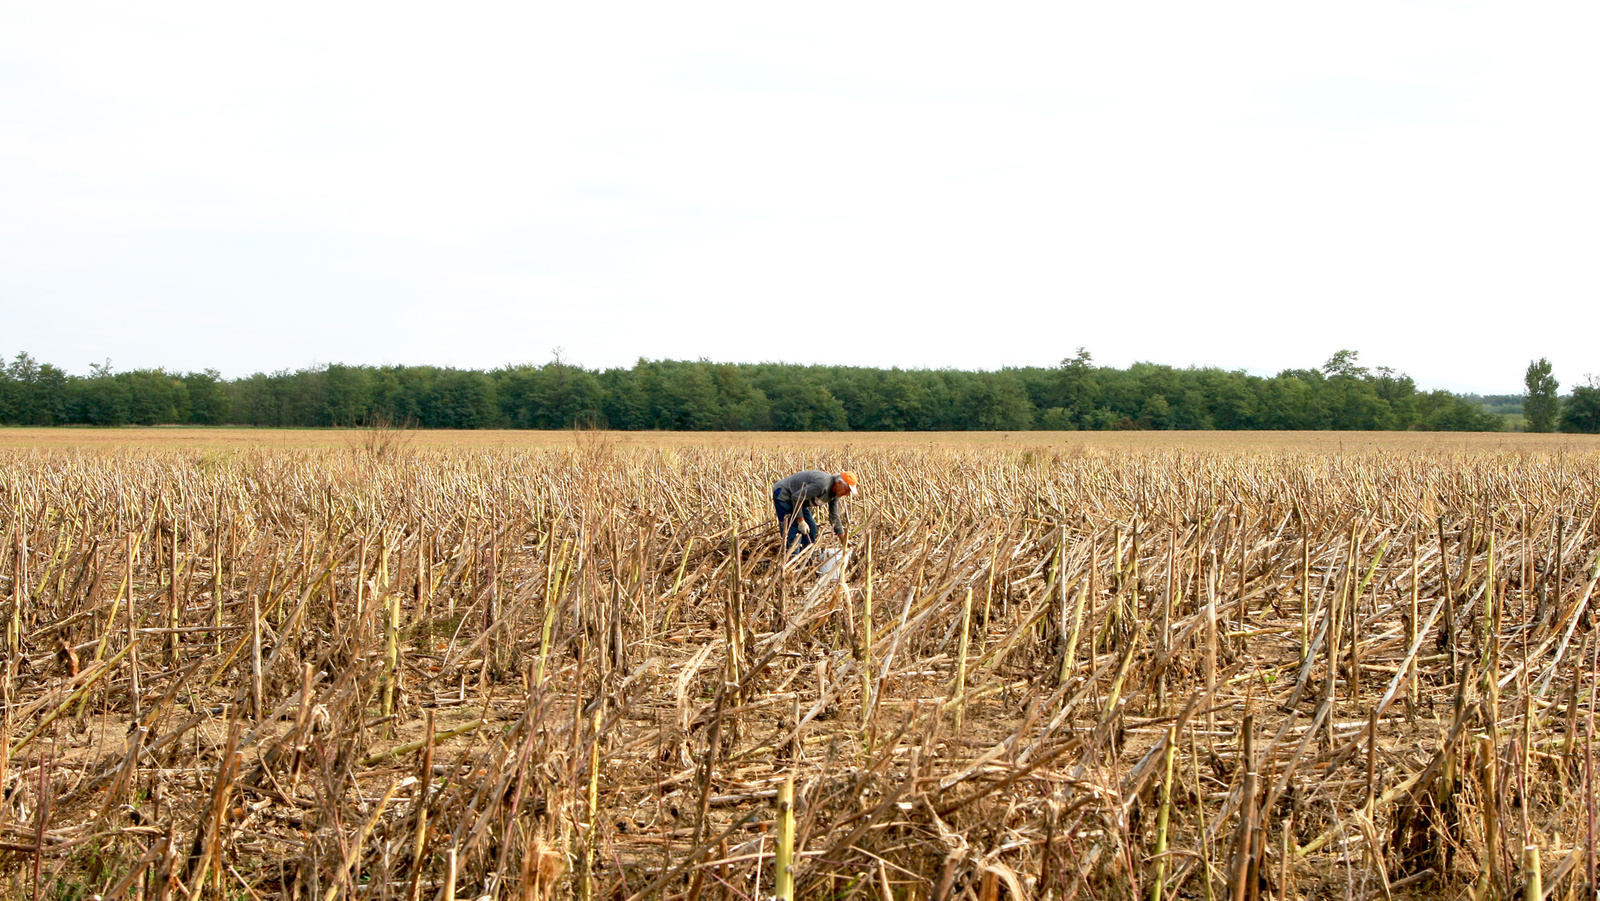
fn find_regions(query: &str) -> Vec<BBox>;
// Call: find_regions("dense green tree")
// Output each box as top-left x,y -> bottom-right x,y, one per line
229,373 -> 277,426
817,368 -> 871,430
4,353 -> 69,424
423,370 -> 497,428
1561,378 -> 1600,434
599,365 -> 650,430
710,365 -> 770,430
1371,367 -> 1417,424
1094,367 -> 1144,426
1261,371 -> 1326,429
120,370 -> 188,425
377,366 -> 438,427
231,369 -> 323,427
1054,349 -> 1099,428
919,373 -> 962,430
498,363 -> 606,428
1523,358 -> 1559,432
70,367 -> 131,425
1196,371 -> 1252,429
1139,394 -> 1172,429
959,371 -> 1035,430
871,370 -> 930,430
768,379 -> 847,430
183,370 -> 232,424
1320,351 -> 1394,430
323,364 -> 374,426
652,361 -> 721,430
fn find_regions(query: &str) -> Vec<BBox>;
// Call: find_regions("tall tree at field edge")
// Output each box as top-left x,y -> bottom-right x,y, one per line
1523,358 -> 1560,432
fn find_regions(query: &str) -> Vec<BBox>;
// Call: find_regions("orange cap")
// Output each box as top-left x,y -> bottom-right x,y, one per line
838,471 -> 858,489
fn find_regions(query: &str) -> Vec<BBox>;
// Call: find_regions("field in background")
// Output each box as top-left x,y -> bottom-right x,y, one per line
1,426 -> 1597,453
0,439 -> 1598,899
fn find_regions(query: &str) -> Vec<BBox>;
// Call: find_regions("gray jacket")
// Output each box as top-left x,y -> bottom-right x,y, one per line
774,470 -> 844,532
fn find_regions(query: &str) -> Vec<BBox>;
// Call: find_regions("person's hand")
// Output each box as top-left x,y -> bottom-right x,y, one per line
834,528 -> 845,538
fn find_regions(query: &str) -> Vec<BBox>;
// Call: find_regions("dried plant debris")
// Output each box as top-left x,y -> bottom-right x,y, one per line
0,443 -> 1595,899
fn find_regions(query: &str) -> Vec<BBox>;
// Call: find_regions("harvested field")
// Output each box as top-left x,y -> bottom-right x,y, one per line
1,438 -> 1599,899
2,426 -> 1597,454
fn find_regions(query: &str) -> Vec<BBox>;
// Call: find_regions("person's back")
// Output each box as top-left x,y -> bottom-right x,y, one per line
774,470 -> 836,508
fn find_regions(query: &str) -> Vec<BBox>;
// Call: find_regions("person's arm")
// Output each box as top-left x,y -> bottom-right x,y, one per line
828,493 -> 843,536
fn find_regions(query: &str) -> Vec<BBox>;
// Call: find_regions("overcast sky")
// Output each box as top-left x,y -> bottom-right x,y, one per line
2,2 -> 1596,394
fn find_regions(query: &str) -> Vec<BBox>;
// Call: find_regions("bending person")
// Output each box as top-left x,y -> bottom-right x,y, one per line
772,470 -> 857,554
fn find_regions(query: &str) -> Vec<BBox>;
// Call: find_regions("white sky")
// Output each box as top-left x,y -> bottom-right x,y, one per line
2,2 -> 1596,394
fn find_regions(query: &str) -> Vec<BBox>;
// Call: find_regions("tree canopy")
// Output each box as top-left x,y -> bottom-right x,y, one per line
0,349 -> 1520,432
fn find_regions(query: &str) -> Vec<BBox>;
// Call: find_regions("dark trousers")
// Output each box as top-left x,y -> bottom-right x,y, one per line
773,488 -> 818,554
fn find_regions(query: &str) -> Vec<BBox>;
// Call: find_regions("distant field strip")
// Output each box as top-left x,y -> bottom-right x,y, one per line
2,426 -> 1597,451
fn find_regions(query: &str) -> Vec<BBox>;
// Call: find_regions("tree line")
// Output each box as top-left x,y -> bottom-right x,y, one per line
1,348 -> 1588,432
